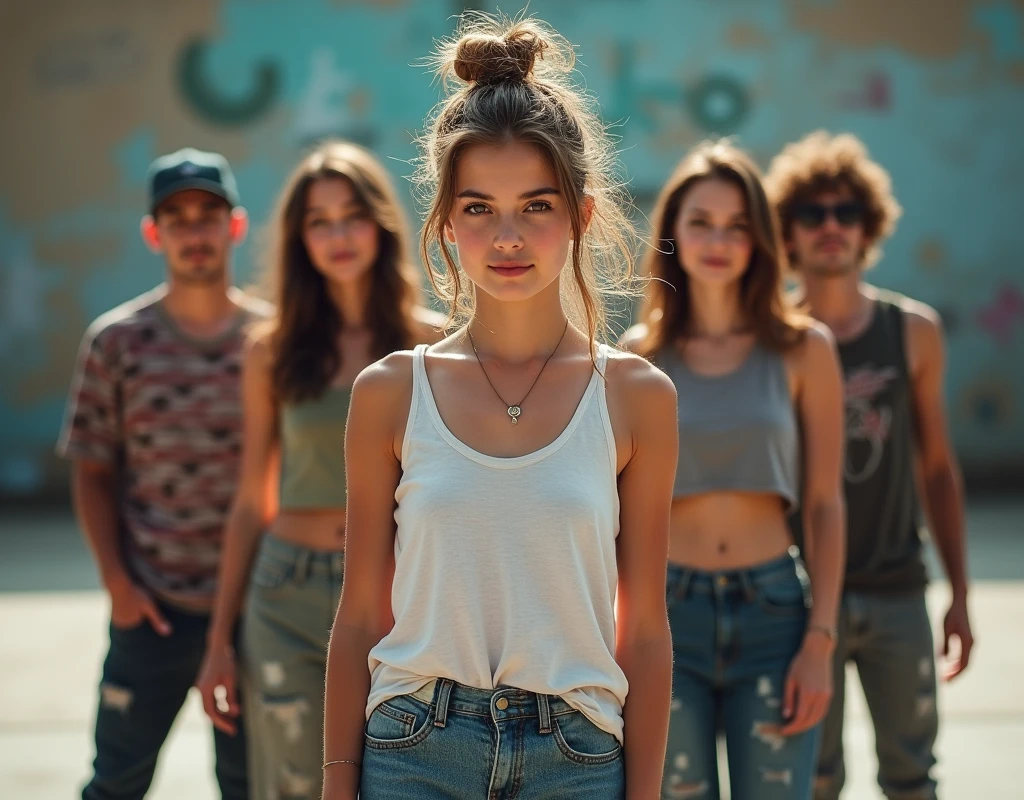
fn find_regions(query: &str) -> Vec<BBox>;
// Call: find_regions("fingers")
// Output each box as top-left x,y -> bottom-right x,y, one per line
782,672 -> 797,722
140,595 -> 172,636
197,674 -> 239,736
781,684 -> 831,736
221,673 -> 241,717
944,629 -> 975,681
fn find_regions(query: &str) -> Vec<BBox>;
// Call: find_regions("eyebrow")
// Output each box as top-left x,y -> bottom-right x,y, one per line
687,206 -> 749,219
456,187 -> 561,200
304,203 -> 366,215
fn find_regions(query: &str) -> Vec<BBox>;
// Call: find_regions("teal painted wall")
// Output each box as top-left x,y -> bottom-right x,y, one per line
2,0 -> 1022,495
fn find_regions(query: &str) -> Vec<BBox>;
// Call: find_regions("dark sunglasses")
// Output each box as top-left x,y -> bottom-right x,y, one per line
792,201 -> 865,229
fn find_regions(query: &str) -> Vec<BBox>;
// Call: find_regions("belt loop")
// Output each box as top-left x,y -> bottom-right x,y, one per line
537,693 -> 552,735
295,549 -> 311,585
738,570 -> 756,603
434,679 -> 454,728
677,569 -> 694,600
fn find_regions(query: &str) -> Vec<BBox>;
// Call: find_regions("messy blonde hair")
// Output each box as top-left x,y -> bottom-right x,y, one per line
415,11 -> 638,349
637,141 -> 808,357
764,131 -> 903,269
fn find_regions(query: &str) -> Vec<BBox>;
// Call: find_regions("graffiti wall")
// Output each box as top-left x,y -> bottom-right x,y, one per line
2,0 -> 1022,496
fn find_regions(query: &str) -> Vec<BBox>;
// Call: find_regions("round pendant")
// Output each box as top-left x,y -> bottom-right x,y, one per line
508,405 -> 521,425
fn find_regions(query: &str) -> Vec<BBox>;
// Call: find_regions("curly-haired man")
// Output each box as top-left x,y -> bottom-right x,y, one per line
767,132 -> 974,800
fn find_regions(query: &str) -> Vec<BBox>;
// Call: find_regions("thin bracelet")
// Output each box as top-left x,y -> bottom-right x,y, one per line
806,623 -> 838,642
323,759 -> 362,770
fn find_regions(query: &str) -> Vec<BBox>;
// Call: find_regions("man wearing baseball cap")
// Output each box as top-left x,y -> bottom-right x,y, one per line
59,148 -> 270,799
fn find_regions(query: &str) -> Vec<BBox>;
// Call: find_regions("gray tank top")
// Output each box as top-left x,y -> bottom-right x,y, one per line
654,342 -> 799,509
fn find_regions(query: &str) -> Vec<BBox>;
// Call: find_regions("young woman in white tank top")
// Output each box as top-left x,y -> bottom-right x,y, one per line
322,14 -> 677,800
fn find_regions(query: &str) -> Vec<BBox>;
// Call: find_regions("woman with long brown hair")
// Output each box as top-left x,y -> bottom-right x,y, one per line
621,141 -> 846,799
195,140 -> 443,799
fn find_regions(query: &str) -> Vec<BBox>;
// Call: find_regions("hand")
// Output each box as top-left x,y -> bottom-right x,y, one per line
109,578 -> 172,636
941,595 -> 974,681
780,633 -> 833,736
196,642 -> 242,735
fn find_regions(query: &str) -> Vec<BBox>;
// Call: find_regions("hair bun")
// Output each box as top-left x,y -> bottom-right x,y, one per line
453,27 -> 547,85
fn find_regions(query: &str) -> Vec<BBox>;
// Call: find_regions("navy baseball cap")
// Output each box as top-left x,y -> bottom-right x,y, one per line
147,148 -> 240,214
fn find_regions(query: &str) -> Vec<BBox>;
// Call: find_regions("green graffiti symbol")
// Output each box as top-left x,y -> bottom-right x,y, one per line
177,39 -> 280,127
687,75 -> 750,135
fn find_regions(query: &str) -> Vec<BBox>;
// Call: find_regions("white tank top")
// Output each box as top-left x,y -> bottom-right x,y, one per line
366,343 -> 628,741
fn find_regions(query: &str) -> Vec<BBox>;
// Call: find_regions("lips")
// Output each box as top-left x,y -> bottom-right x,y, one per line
700,257 -> 731,268
489,262 -> 533,277
330,251 -> 357,262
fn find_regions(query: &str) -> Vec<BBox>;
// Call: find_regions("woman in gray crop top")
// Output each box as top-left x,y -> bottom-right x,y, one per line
622,142 -> 846,800
195,141 -> 444,799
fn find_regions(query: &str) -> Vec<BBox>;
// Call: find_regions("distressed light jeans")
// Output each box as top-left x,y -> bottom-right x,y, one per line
663,549 -> 821,800
241,534 -> 344,800
82,603 -> 248,800
360,678 -> 625,799
814,590 -> 938,800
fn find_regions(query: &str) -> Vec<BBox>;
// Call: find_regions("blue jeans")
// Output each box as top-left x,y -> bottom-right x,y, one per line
241,534 -> 345,800
82,603 -> 248,800
814,590 -> 938,800
663,550 -> 820,800
360,679 -> 625,799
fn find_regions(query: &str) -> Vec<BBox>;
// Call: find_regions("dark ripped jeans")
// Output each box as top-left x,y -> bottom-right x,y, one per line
663,549 -> 821,800
82,602 -> 248,800
814,590 -> 938,800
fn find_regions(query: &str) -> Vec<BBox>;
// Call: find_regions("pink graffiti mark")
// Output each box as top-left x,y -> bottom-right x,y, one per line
837,71 -> 891,111
976,284 -> 1024,346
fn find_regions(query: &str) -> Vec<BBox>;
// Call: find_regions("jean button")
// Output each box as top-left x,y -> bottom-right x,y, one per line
716,575 -> 728,587
495,697 -> 509,711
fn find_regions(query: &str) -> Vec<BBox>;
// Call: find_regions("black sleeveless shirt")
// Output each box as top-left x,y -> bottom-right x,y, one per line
792,291 -> 927,594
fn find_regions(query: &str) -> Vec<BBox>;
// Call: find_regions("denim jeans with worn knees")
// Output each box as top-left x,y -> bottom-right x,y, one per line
814,590 -> 938,800
241,535 -> 345,800
82,604 -> 248,800
663,550 -> 821,800
360,679 -> 625,799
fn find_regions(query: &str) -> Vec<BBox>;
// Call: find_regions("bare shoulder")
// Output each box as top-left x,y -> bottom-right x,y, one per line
242,330 -> 273,372
617,323 -> 650,354
604,346 -> 676,409
410,306 -> 449,344
891,296 -> 944,374
796,319 -> 838,363
354,349 -> 415,400
897,296 -> 943,339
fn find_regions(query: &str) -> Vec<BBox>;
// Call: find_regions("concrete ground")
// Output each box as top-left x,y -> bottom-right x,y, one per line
1,501 -> 1021,799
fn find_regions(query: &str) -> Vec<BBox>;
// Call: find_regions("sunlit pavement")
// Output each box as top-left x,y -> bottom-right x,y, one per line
2,502 -> 1020,798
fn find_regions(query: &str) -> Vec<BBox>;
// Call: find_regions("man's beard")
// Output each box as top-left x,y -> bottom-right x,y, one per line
803,258 -> 859,277
170,260 -> 227,285
170,245 -> 226,285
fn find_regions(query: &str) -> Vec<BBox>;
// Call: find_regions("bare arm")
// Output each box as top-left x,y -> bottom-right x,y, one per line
797,324 -> 846,636
906,305 -> 973,678
610,354 -> 677,800
206,338 -> 280,646
323,354 -> 409,800
197,338 -> 280,733
782,324 -> 846,735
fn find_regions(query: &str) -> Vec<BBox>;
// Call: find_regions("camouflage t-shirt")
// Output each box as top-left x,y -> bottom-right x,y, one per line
57,286 -> 272,611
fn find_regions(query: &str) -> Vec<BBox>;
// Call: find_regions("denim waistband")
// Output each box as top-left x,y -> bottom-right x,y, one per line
666,546 -> 806,602
410,679 -> 576,731
260,532 -> 345,580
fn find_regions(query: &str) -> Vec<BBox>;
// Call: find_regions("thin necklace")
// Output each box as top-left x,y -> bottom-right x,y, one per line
466,320 -> 570,426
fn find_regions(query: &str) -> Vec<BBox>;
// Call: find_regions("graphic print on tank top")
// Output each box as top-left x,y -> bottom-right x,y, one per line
843,363 -> 899,483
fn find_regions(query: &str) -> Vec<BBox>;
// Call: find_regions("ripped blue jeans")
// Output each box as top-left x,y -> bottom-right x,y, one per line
663,549 -> 821,800
241,534 -> 345,800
